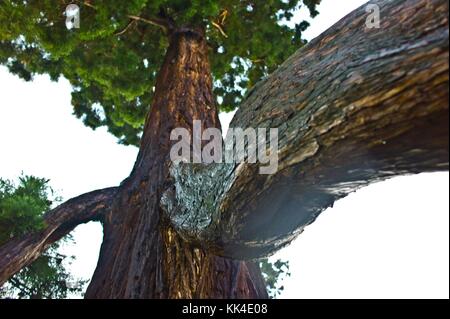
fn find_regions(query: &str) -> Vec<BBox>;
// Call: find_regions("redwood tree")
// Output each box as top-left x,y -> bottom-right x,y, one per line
0,0 -> 448,299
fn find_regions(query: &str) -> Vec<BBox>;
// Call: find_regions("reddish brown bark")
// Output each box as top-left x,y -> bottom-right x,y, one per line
84,29 -> 267,299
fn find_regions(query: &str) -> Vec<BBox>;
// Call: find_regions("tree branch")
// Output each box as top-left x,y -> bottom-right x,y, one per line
161,0 -> 449,259
83,1 -> 96,10
115,20 -> 136,36
127,15 -> 174,34
0,187 -> 117,286
211,21 -> 228,38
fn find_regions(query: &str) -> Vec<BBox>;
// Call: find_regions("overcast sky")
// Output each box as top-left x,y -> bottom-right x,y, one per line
0,0 -> 448,299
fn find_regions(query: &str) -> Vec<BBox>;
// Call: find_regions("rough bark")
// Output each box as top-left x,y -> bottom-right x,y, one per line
84,29 -> 267,299
0,187 -> 117,286
162,0 -> 449,259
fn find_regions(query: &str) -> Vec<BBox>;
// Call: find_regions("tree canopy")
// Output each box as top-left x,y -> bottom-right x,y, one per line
0,0 -> 320,145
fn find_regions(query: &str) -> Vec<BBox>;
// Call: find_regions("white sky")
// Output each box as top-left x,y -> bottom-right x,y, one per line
0,0 -> 448,299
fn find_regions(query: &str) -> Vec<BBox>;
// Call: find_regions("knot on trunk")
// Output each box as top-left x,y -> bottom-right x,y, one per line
160,161 -> 234,245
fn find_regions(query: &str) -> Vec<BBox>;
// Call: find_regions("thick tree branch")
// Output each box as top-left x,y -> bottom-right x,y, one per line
0,187 -> 117,286
162,0 -> 449,259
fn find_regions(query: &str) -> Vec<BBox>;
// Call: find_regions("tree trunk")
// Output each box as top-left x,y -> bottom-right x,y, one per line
84,29 -> 268,299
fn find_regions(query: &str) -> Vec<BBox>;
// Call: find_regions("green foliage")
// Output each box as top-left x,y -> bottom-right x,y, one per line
0,0 -> 320,145
0,175 -> 53,243
0,175 -> 85,299
260,258 -> 291,298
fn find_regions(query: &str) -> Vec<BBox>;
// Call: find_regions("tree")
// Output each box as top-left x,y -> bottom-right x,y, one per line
0,0 -> 448,299
0,176 -> 85,299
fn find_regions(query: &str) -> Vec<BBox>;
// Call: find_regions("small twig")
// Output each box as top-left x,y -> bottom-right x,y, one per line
83,1 -> 96,9
211,21 -> 228,38
219,9 -> 228,25
115,20 -> 136,36
128,15 -> 174,33
251,58 -> 265,64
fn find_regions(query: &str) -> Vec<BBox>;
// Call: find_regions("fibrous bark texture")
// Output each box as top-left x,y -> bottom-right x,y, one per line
84,29 -> 267,299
